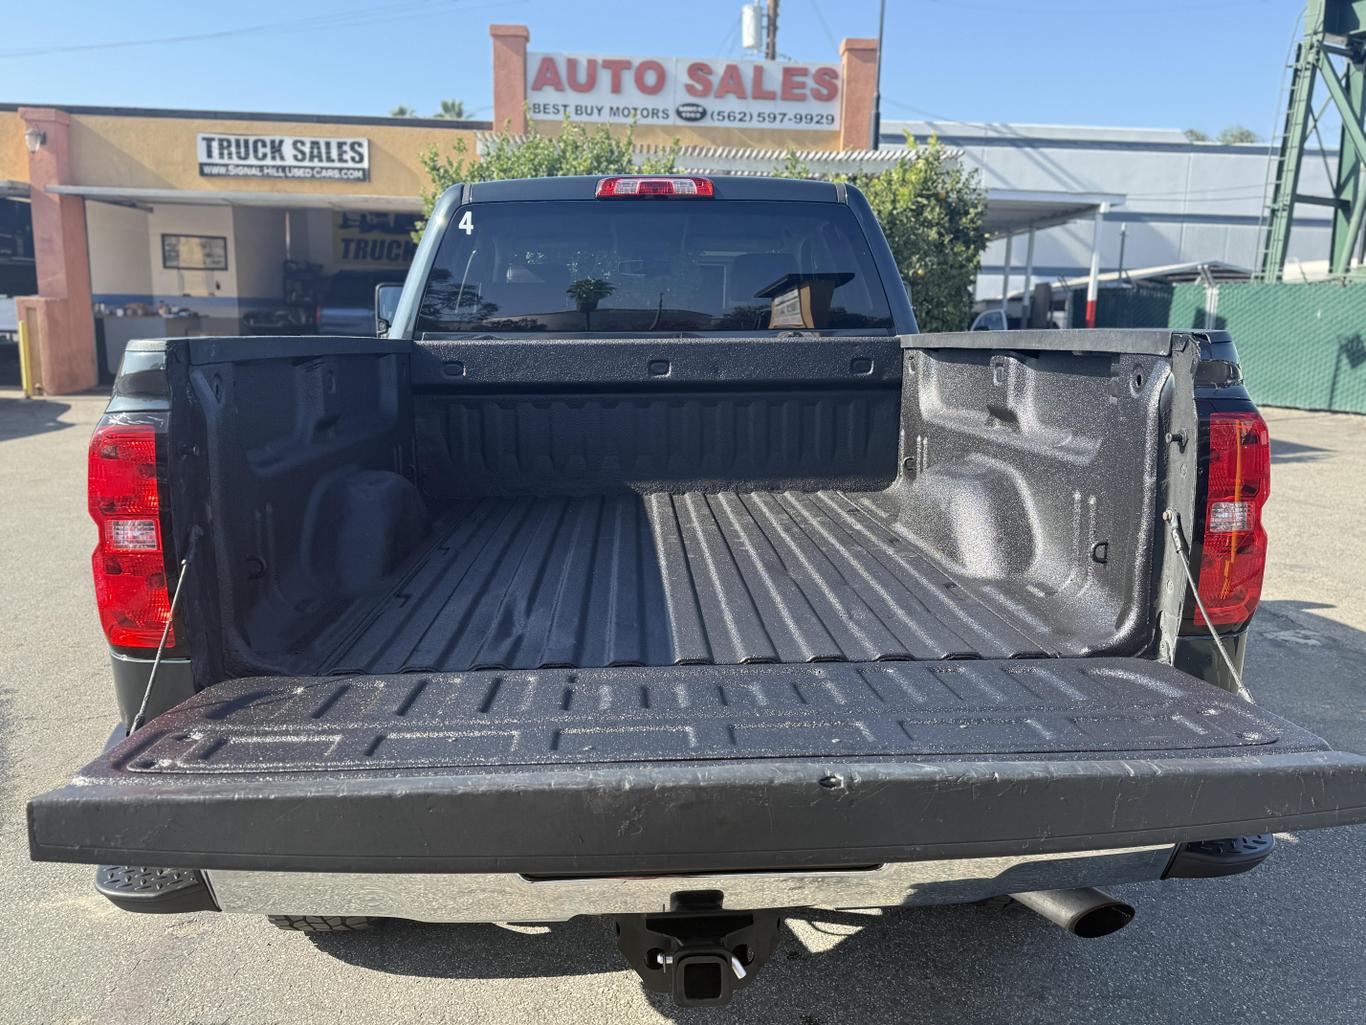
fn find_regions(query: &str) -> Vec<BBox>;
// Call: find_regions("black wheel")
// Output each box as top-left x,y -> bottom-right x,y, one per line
267,914 -> 378,933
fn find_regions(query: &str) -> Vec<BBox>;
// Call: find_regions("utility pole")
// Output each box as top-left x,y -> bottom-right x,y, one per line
766,0 -> 779,60
870,0 -> 886,149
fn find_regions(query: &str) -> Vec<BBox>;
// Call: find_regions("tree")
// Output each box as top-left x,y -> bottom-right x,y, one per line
419,117 -> 679,221
1184,128 -> 1211,143
1217,125 -> 1260,145
434,99 -> 466,120
775,137 -> 987,333
389,105 -> 418,118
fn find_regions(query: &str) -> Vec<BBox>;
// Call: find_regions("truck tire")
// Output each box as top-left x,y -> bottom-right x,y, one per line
267,915 -> 378,933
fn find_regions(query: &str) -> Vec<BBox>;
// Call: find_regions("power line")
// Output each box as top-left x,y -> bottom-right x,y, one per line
806,0 -> 839,52
0,0 -> 523,59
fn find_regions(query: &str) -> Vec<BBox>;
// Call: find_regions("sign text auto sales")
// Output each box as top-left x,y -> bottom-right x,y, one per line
197,133 -> 371,181
526,53 -> 841,130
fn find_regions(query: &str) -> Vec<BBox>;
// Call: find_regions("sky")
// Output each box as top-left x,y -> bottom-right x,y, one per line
1,0 -> 1302,135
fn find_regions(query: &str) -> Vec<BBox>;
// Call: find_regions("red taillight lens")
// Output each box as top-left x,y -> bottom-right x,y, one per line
1193,412 -> 1270,628
89,423 -> 174,648
596,176 -> 715,198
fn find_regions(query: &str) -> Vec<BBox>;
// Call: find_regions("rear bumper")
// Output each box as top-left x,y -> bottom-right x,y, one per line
203,845 -> 1177,922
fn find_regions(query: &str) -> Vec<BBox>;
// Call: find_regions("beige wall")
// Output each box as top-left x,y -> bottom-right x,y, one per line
0,111 -> 27,182
66,115 -> 474,196
2,109 -> 476,195
148,204 -> 235,299
86,200 -> 152,296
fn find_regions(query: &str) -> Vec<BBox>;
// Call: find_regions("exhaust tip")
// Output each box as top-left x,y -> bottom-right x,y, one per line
1071,899 -> 1135,939
1011,887 -> 1136,939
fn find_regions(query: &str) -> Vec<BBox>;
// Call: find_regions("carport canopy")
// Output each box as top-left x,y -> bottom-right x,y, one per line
44,183 -> 1120,230
45,185 -> 421,212
983,189 -> 1126,328
983,188 -> 1123,239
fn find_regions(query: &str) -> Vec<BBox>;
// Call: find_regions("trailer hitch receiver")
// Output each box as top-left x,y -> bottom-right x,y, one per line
614,894 -> 781,1007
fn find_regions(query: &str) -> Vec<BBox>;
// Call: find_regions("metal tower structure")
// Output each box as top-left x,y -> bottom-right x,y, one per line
1261,0 -> 1366,280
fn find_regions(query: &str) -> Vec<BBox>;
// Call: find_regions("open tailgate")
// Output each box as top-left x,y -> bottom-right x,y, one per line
29,658 -> 1366,874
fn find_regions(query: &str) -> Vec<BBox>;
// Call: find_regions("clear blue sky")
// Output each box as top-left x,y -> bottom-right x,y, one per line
2,0 -> 1299,135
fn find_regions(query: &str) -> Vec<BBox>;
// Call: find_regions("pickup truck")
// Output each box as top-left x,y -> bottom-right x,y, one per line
29,175 -> 1366,1007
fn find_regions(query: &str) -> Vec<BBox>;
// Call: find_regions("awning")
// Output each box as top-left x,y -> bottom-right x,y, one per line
1,180 -> 30,198
984,189 -> 1124,239
44,185 -> 421,212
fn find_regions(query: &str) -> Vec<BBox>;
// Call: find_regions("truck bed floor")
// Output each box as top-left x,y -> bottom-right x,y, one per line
327,491 -> 1049,674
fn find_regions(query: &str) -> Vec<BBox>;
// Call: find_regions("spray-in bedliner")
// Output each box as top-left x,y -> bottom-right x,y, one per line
325,490 -> 1049,675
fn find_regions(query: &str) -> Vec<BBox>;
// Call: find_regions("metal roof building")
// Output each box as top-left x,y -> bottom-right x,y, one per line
880,121 -> 1339,300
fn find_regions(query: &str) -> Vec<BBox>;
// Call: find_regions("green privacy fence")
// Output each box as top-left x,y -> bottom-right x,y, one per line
1087,280 -> 1366,414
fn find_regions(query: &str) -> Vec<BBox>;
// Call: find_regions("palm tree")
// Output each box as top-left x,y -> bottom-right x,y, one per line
389,105 -> 418,118
434,99 -> 467,120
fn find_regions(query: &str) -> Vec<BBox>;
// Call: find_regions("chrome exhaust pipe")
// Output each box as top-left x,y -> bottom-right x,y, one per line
1011,887 -> 1135,938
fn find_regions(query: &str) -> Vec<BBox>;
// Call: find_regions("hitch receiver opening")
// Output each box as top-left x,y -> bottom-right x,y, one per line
614,893 -> 781,1007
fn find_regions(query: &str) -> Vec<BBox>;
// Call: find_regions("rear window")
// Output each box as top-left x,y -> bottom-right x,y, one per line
415,200 -> 894,334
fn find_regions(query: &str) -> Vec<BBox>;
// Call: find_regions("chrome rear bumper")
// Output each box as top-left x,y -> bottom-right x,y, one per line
205,844 -> 1175,923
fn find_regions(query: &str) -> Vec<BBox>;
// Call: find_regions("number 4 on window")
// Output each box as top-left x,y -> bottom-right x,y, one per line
458,210 -> 474,235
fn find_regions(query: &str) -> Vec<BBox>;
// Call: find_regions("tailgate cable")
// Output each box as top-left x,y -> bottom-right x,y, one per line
129,527 -> 201,734
1162,509 -> 1251,703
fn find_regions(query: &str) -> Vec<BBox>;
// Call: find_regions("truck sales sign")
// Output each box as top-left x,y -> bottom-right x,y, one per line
197,133 -> 371,182
526,53 -> 841,131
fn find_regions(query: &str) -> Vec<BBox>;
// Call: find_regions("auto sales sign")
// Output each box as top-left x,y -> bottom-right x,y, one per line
197,133 -> 371,181
526,53 -> 841,131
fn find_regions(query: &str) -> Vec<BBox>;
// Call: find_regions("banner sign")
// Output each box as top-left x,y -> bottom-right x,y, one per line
526,53 -> 841,130
333,212 -> 419,268
197,133 -> 371,181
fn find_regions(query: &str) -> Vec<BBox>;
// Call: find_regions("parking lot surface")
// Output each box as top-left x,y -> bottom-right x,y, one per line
2,391 -> 1364,1025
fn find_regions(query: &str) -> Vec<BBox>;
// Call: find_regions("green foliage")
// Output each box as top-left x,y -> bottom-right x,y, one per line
389,105 -> 417,118
434,99 -> 466,120
1217,125 -> 1260,145
774,137 -> 987,333
1185,126 -> 1261,145
419,118 -> 680,222
773,148 -> 812,179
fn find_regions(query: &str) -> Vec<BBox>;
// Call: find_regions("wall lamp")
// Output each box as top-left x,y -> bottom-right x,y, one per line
23,127 -> 46,154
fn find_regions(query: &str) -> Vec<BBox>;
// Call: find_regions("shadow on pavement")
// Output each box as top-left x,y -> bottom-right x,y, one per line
306,902 -> 1067,1018
1269,437 -> 1332,465
308,917 -> 621,979
0,396 -> 73,442
1244,599 -> 1366,755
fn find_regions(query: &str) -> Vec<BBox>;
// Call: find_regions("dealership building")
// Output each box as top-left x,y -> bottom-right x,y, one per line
0,22 -> 1332,393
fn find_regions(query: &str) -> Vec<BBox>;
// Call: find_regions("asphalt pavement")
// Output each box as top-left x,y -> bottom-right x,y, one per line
2,390 -> 1364,1025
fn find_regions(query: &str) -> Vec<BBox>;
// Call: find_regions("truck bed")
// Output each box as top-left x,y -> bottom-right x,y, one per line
167,334 -> 1184,682
326,490 -> 1048,675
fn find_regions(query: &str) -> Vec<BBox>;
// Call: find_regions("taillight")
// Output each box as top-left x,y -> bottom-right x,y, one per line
1193,411 -> 1270,628
596,176 -> 715,198
88,422 -> 174,648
